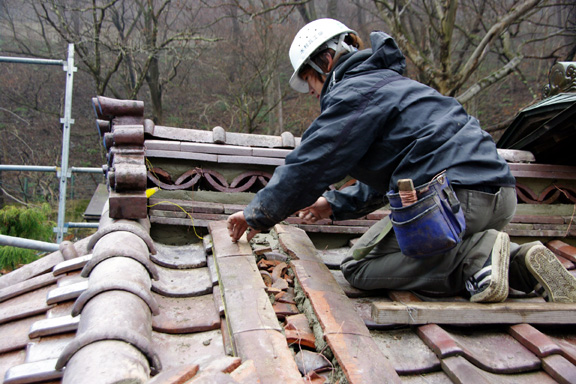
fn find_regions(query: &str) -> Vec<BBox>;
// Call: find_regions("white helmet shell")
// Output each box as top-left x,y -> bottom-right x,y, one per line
289,18 -> 355,93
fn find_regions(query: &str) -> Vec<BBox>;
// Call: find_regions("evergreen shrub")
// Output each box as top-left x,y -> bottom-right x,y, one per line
0,203 -> 54,271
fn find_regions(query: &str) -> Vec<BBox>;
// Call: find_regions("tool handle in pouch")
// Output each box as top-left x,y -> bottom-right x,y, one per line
387,173 -> 466,258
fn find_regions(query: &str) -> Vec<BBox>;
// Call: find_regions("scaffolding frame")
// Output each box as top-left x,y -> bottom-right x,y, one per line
0,44 -> 101,245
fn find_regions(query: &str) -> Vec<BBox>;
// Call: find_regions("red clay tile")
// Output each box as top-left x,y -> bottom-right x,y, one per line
290,260 -> 345,295
508,323 -> 562,357
271,262 -> 288,282
306,289 -> 370,337
417,324 -> 462,358
233,329 -> 304,384
443,326 -> 541,373
397,371 -> 450,383
542,354 -> 576,384
276,224 -> 319,262
209,221 -> 252,258
224,288 -> 282,334
557,254 -> 575,270
371,328 -> 441,375
285,328 -> 316,350
324,333 -> 401,384
441,355 -> 557,383
273,302 -> 299,320
152,293 -> 220,333
285,314 -> 312,332
547,240 -> 576,263
441,355 -> 493,383
229,360 -> 259,384
259,270 -> 273,286
203,356 -> 242,374
544,332 -> 576,365
294,349 -> 331,375
304,371 -> 331,384
271,278 -> 289,291
215,256 -> 265,291
276,287 -> 297,305
147,364 -> 199,384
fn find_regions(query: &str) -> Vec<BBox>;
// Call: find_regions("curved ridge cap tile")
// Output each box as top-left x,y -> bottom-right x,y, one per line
53,254 -> 93,276
81,249 -> 159,281
87,222 -> 156,255
55,329 -> 162,375
3,358 -> 63,384
71,279 -> 160,317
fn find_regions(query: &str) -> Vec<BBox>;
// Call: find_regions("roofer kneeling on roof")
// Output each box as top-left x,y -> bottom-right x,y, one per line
227,18 -> 576,304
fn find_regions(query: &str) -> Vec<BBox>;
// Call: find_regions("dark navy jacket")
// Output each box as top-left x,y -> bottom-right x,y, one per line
244,31 -> 515,229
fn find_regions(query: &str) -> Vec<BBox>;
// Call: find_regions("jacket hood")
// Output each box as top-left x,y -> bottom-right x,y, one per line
331,31 -> 406,86
364,31 -> 406,75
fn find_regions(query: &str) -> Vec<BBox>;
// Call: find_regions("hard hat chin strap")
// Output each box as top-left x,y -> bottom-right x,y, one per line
306,33 -> 355,77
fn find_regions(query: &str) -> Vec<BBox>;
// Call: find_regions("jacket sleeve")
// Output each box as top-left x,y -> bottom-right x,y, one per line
243,87 -> 386,230
323,181 -> 386,221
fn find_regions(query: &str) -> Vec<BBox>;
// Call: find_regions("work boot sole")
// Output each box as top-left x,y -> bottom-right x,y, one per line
525,245 -> 576,303
471,232 -> 510,303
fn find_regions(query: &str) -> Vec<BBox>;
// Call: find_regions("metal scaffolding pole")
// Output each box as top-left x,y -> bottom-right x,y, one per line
55,44 -> 78,243
0,234 -> 60,253
0,45 -> 86,244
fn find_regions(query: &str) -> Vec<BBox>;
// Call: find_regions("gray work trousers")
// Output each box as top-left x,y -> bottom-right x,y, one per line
341,187 -> 537,296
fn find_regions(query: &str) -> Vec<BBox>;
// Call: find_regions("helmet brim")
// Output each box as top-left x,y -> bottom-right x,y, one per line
289,71 -> 310,93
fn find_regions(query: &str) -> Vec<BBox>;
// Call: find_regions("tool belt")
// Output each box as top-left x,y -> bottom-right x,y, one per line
386,172 -> 466,258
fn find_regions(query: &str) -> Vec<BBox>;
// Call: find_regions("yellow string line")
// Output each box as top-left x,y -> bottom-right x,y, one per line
145,158 -> 203,240
148,199 -> 204,240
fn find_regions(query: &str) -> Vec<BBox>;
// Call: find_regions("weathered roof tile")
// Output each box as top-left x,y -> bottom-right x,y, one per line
0,315 -> 45,354
1,286 -> 54,325
152,293 -> 220,333
151,265 -> 212,298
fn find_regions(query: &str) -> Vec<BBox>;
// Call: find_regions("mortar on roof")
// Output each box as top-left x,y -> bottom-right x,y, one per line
152,189 -> 255,205
251,228 -> 346,384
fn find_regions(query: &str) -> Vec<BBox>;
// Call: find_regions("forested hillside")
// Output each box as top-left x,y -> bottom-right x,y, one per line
0,0 -> 574,203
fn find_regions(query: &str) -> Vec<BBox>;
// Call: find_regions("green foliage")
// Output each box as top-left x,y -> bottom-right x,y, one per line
0,203 -> 55,271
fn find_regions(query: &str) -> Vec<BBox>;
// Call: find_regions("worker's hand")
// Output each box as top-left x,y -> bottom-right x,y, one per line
227,211 -> 260,243
298,197 -> 332,224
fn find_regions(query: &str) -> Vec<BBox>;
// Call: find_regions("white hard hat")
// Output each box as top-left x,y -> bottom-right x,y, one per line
289,18 -> 355,93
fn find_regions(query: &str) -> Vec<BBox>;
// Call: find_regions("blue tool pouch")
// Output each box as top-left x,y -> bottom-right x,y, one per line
386,172 -> 466,258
